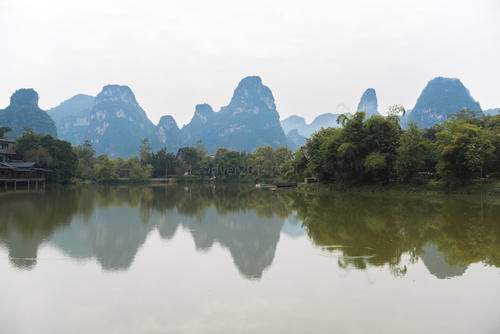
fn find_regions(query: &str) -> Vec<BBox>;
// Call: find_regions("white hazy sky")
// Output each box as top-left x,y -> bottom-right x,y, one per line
1,0 -> 499,126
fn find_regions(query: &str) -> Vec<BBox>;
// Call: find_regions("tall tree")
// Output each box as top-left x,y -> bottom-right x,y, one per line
181,147 -> 199,175
138,138 -> 152,165
437,123 -> 495,185
74,140 -> 97,179
396,122 -> 435,182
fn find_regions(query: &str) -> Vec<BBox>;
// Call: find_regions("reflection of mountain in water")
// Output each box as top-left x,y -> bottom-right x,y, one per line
0,186 -> 292,278
420,244 -> 468,279
1,185 -> 500,279
281,213 -> 305,238
50,207 -> 156,271
158,206 -> 286,278
181,208 -> 284,279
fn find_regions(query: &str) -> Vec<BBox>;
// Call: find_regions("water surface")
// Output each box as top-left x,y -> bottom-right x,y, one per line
1,185 -> 499,333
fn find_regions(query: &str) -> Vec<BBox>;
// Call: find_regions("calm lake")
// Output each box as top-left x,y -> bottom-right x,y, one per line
1,185 -> 499,333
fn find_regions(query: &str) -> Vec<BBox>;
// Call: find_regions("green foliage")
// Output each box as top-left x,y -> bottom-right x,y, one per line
127,156 -> 153,180
306,127 -> 341,181
0,125 -> 11,139
485,115 -> 500,176
49,142 -> 78,182
14,130 -> 78,183
437,123 -> 495,185
364,152 -> 387,180
94,155 -> 116,180
213,147 -> 244,176
7,107 -> 499,187
336,113 -> 350,127
180,147 -> 200,175
307,112 -> 401,185
166,144 -> 297,180
195,140 -> 207,159
273,146 -> 293,176
72,141 -> 154,181
69,141 -> 300,182
282,149 -> 308,181
74,140 -> 96,180
138,138 -> 152,165
24,146 -> 53,167
396,122 -> 437,183
303,108 -> 500,187
150,148 -> 176,177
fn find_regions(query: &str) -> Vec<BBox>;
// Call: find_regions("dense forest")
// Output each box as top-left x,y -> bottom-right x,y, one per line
1,108 -> 500,186
304,109 -> 500,186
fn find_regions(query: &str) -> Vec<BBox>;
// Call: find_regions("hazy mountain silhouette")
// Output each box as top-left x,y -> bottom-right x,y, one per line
407,77 -> 481,128
356,88 -> 379,117
180,76 -> 287,153
0,89 -> 57,139
281,113 -> 341,138
45,77 -> 288,156
48,94 -> 94,145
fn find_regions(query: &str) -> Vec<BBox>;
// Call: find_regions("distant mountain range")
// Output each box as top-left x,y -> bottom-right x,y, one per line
281,113 -> 340,138
46,76 -> 287,157
1,76 -> 498,157
179,76 -> 287,153
283,78 -> 495,135
281,88 -> 380,138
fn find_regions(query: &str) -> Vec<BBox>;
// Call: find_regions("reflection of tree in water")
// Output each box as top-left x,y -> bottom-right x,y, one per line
0,189 -> 81,269
1,185 -> 499,279
298,195 -> 426,268
293,193 -> 500,277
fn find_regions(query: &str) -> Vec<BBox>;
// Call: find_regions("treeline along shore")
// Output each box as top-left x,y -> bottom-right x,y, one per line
1,108 -> 500,191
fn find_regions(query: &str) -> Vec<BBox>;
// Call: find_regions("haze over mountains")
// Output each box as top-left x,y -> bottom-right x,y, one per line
282,77 -> 495,137
1,76 -> 498,157
281,87 -> 381,139
178,76 -> 287,154
47,76 -> 287,157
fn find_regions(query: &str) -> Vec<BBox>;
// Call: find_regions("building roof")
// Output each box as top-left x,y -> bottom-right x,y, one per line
7,161 -> 36,168
0,161 -> 51,172
0,139 -> 16,144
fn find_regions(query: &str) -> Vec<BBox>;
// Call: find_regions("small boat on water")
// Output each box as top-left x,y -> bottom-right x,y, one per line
272,182 -> 298,188
255,183 -> 274,189
256,182 -> 298,189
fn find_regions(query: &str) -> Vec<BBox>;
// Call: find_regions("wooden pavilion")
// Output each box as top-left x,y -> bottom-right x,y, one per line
0,139 -> 50,191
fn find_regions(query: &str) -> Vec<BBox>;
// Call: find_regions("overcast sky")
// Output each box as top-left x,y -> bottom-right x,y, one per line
1,0 -> 499,126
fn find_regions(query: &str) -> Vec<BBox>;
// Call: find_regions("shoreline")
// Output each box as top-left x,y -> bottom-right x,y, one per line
4,177 -> 500,198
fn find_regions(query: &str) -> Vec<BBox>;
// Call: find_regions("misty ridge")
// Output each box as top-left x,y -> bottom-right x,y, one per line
1,75 -> 497,158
